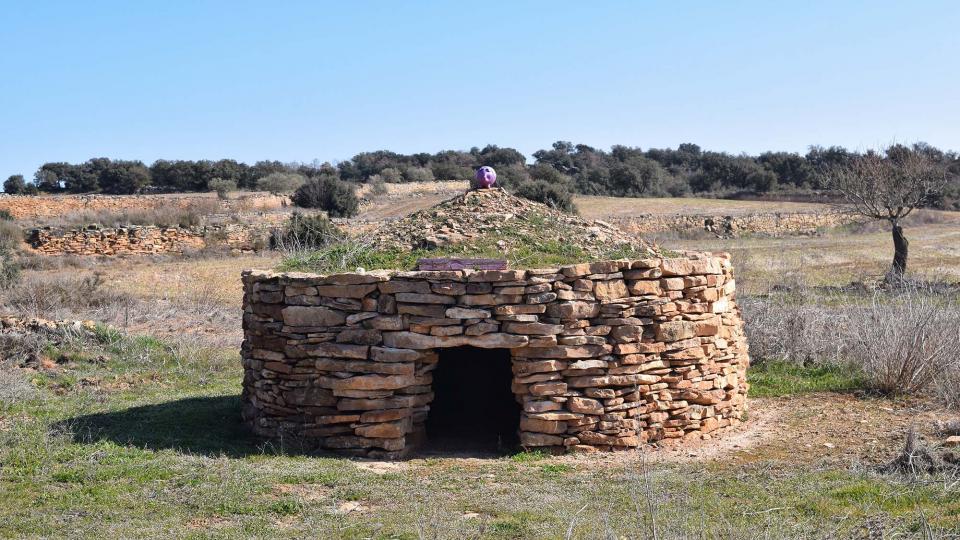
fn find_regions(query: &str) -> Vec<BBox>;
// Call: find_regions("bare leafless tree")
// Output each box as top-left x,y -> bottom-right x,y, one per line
824,146 -> 946,282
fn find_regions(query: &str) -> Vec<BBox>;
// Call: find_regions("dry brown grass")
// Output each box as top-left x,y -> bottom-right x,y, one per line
574,195 -> 833,218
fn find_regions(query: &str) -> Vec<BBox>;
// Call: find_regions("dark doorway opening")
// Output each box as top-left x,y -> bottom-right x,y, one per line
425,347 -> 520,454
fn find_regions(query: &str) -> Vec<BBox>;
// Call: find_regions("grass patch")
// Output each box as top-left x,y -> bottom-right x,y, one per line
1,329 -> 958,537
748,361 -> 865,397
279,234 -> 651,273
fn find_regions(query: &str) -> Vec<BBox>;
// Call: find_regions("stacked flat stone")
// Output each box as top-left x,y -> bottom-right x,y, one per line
241,253 -> 750,459
27,222 -> 276,256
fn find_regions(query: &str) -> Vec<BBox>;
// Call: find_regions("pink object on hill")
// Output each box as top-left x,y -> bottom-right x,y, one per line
474,166 -> 497,188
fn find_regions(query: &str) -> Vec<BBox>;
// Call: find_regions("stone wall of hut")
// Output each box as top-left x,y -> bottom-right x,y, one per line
241,253 -> 750,458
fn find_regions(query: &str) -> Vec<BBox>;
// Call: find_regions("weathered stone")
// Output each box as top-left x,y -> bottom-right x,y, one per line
660,258 -> 696,277
529,381 -> 567,396
520,432 -> 563,446
546,302 -> 600,320
502,322 -> 563,335
494,304 -> 546,315
513,345 -> 606,359
379,280 -> 432,294
281,306 -> 346,327
655,320 -> 697,342
593,280 -> 628,301
336,329 -> 383,345
445,307 -> 491,319
514,360 -> 566,375
315,284 -> 378,298
330,374 -> 415,391
316,358 -> 413,375
396,292 -> 456,305
520,417 -> 567,434
432,282 -> 467,295
468,270 -> 526,282
360,409 -> 412,422
303,343 -> 369,359
524,400 -> 563,413
355,421 -> 407,438
627,280 -> 662,296
464,322 -> 499,335
382,331 -> 528,349
370,315 -> 405,331
568,396 -> 604,415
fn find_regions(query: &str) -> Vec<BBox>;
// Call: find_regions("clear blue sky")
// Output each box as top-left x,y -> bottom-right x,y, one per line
2,1 -> 958,181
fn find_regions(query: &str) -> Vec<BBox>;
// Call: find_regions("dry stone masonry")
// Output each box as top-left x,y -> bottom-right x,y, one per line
241,253 -> 750,458
27,222 -> 279,256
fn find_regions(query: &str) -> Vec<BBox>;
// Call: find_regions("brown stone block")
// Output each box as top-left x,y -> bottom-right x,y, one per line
593,280 -> 628,301
330,374 -> 414,391
520,417 -> 567,434
335,329 -> 383,345
655,320 -> 697,342
502,322 -> 563,335
360,408 -> 412,422
467,270 -> 527,282
355,420 -> 407,438
520,432 -> 563,446
432,282 -> 467,295
512,344 -> 607,359
513,359 -> 566,375
546,301 -> 600,320
315,284 -> 377,298
281,306 -> 346,327
568,396 -> 604,415
529,381 -> 567,396
315,358 -> 414,376
493,304 -> 547,315
397,304 -> 448,317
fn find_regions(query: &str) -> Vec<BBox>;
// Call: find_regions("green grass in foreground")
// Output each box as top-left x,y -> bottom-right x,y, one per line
748,361 -> 866,397
1,333 -> 957,538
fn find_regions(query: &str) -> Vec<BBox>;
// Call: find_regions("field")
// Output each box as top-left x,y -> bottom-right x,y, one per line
1,191 -> 959,539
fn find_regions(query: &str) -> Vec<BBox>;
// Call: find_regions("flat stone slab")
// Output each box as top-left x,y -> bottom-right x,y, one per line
417,258 -> 508,271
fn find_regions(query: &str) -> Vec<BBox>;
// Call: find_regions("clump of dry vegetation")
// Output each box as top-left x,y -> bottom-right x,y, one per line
2,272 -> 132,320
32,199 -> 221,229
742,280 -> 960,407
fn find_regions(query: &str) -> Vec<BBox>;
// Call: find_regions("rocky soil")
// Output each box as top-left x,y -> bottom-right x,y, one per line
360,188 -> 656,259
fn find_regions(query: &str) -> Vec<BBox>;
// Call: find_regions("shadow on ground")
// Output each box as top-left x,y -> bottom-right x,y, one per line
63,395 -> 525,460
63,395 -> 267,457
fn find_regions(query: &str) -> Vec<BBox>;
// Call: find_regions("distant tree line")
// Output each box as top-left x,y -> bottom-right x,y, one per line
5,142 -> 959,210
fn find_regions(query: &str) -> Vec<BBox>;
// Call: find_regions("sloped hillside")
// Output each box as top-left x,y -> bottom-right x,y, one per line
364,188 -> 656,259
283,188 -> 657,272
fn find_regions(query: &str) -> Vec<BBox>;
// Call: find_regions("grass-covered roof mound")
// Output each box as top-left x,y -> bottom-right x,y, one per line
281,188 -> 657,272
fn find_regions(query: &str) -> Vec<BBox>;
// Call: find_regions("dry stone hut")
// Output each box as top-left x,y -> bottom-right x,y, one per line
240,190 -> 750,458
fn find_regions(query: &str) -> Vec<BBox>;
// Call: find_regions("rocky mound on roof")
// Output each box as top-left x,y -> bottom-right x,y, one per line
362,188 -> 656,258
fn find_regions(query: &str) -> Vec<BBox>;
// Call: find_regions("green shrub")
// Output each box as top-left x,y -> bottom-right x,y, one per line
512,180 -> 577,213
208,178 -> 236,199
369,177 -> 389,196
0,209 -> 13,221
402,166 -> 435,183
378,167 -> 403,184
291,176 -> 359,218
4,175 -> 26,195
271,212 -> 344,251
256,172 -> 306,194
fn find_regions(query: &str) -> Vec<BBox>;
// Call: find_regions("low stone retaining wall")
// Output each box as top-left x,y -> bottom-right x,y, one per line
0,192 -> 285,220
241,253 -> 750,458
27,223 -> 273,255
612,211 -> 853,237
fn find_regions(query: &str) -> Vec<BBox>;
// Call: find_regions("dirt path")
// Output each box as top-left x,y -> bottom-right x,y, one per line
348,394 -> 955,472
